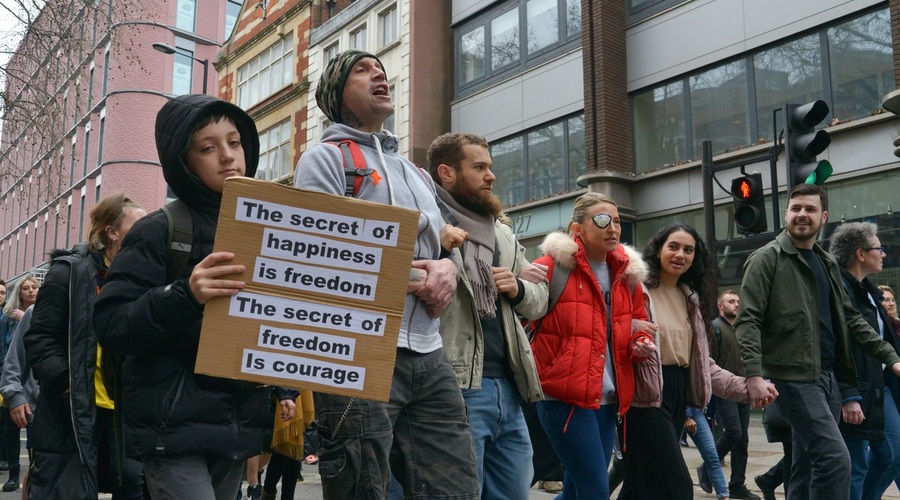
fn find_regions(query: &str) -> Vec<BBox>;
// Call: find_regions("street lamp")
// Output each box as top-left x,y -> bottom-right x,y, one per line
152,42 -> 209,94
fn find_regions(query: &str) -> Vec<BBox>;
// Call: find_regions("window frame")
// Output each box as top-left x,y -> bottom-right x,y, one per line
455,0 -> 582,98
237,35 -> 295,110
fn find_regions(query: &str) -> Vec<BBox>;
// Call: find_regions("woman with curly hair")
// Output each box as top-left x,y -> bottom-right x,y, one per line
617,223 -> 772,499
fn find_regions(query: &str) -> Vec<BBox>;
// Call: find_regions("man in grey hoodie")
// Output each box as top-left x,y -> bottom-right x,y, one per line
293,50 -> 478,500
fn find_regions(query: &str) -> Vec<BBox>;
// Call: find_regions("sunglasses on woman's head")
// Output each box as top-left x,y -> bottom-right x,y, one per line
592,213 -> 613,229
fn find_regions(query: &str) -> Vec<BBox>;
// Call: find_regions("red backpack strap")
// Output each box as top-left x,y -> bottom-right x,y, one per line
326,140 -> 375,197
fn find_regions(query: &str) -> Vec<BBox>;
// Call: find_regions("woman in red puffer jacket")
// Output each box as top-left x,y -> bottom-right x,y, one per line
530,192 -> 660,500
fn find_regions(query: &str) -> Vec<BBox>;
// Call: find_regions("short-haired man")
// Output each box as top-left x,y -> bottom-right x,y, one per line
293,50 -> 478,499
703,291 -> 759,499
427,132 -> 549,499
736,183 -> 900,499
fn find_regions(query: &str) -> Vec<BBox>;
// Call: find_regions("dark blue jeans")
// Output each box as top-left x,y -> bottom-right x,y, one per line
538,401 -> 617,500
773,371 -> 848,500
313,348 -> 478,500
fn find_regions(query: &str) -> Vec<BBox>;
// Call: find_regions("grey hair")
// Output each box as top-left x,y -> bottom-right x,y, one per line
828,222 -> 878,269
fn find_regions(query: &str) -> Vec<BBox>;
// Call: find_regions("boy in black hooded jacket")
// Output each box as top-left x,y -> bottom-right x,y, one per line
93,94 -> 295,500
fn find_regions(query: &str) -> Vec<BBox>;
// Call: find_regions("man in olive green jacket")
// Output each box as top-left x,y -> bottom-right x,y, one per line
427,132 -> 548,500
736,184 -> 900,500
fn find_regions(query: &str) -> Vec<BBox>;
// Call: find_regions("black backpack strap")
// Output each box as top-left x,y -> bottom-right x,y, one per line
160,199 -> 193,283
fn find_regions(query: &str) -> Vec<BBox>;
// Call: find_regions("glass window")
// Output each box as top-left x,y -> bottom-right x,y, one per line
225,0 -> 241,39
257,120 -> 292,181
172,49 -> 194,95
690,60 -> 750,157
324,42 -> 340,65
753,34 -> 823,142
491,8 -> 519,71
632,81 -> 687,173
237,36 -> 294,109
176,0 -> 196,32
527,0 -> 558,54
827,9 -> 894,122
383,82 -> 396,132
351,25 -> 367,50
460,25 -> 485,85
566,0 -> 581,38
98,115 -> 105,164
567,115 -> 585,190
527,123 -> 565,200
379,6 -> 398,48
456,0 -> 580,92
491,137 -> 525,207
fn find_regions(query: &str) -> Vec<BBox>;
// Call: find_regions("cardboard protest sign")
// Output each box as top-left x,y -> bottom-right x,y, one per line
195,177 -> 419,402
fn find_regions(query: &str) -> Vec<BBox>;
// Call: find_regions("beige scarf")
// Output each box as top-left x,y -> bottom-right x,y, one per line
436,186 -> 498,319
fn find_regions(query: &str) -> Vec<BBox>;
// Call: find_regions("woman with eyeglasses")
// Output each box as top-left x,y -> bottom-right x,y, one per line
529,192 -> 660,499
828,223 -> 899,500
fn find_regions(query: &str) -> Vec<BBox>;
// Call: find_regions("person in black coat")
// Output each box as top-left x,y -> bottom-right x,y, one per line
829,222 -> 900,500
25,193 -> 146,499
92,95 -> 295,500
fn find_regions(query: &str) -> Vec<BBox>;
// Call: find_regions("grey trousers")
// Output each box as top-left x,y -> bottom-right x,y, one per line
143,454 -> 243,500
773,371 -> 849,500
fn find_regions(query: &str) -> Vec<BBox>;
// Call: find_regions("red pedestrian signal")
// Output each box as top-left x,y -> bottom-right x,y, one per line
731,174 -> 766,235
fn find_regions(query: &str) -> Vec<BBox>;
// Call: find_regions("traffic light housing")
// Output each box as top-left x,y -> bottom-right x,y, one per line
731,173 -> 767,235
785,100 -> 833,190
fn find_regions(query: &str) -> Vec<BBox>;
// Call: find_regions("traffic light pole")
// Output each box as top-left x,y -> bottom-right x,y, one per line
702,140 -> 782,285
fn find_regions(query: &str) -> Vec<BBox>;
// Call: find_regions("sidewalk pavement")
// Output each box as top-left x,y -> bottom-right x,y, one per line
675,410 -> 900,500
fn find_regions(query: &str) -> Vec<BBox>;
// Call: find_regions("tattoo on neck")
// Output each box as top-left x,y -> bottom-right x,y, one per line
341,109 -> 365,130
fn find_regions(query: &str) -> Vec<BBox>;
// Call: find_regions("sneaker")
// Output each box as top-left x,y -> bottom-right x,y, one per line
697,465 -> 712,494
247,484 -> 262,500
1,479 -> 18,492
729,483 -> 761,500
754,475 -> 777,500
539,481 -> 563,493
680,436 -> 689,447
0,461 -> 7,472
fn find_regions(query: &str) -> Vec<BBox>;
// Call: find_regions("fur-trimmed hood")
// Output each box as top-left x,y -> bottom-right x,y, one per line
539,231 -> 648,286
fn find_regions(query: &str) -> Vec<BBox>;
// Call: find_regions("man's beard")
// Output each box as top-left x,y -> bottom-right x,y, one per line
451,181 -> 502,217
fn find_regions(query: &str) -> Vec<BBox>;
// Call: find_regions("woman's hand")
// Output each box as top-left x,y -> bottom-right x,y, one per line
188,252 -> 246,305
10,309 -> 24,322
279,398 -> 296,421
517,263 -> 548,284
631,337 -> 656,359
683,417 -> 697,435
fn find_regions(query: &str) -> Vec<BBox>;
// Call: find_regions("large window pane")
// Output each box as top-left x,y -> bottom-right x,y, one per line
491,137 -> 524,207
380,6 -> 398,47
566,0 -> 581,38
460,26 -> 485,84
176,0 -> 196,32
172,51 -> 193,95
753,34 -> 823,142
528,123 -> 565,200
828,9 -> 894,122
225,0 -> 241,39
691,60 -> 750,156
567,115 -> 585,190
527,0 -> 558,54
633,81 -> 687,173
491,8 -> 519,71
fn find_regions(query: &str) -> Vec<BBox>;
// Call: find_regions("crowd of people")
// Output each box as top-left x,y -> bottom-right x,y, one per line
0,48 -> 897,500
